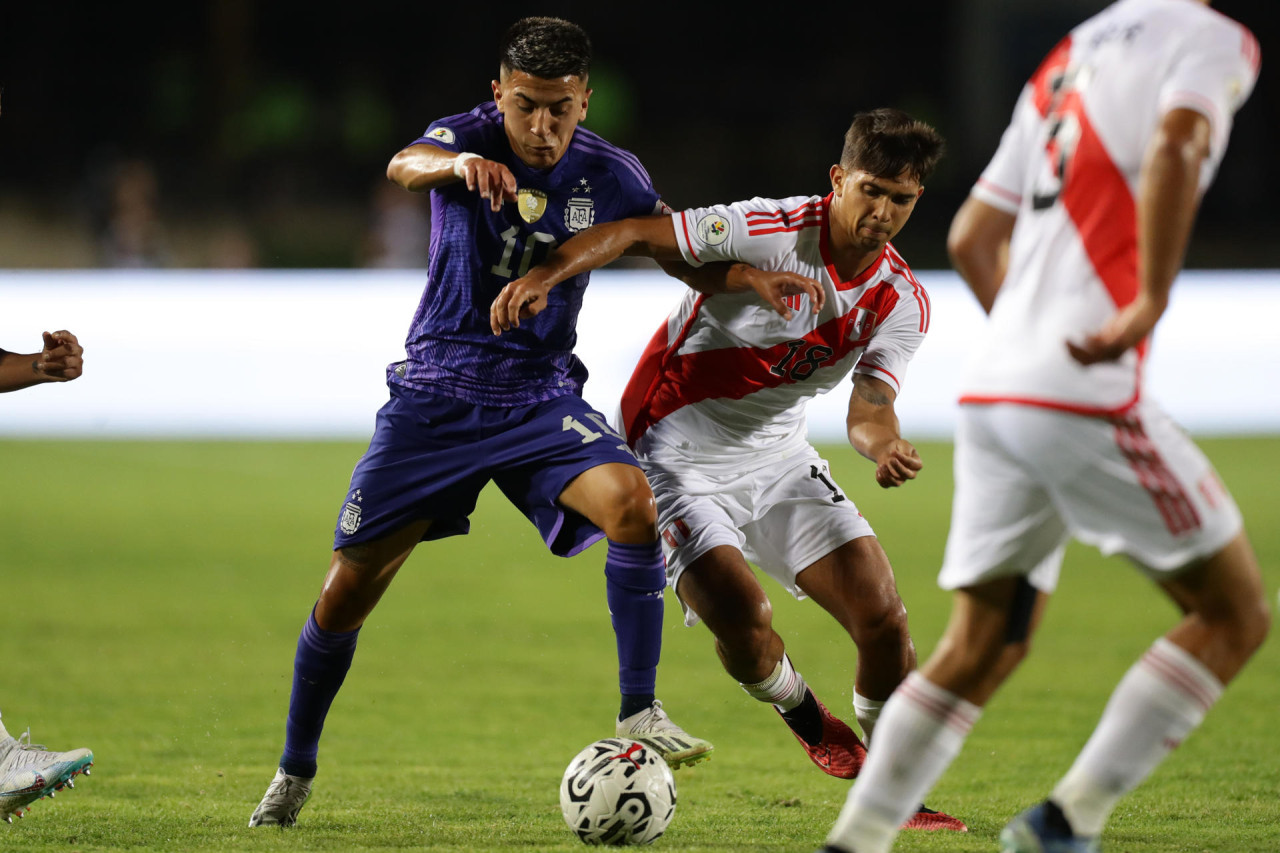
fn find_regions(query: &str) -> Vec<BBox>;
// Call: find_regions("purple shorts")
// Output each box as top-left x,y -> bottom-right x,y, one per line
333,384 -> 640,557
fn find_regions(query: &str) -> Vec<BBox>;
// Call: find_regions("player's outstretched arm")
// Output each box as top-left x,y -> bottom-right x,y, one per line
1067,107 -> 1209,365
386,144 -> 517,212
0,331 -> 85,393
490,216 -> 679,334
846,374 -> 921,489
659,261 -> 825,320
947,196 -> 1016,315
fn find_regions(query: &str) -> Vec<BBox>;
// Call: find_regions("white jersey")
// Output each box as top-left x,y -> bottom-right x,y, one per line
963,0 -> 1259,414
618,193 -> 929,465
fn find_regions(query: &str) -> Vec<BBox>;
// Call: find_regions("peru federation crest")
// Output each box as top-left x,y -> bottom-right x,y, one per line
517,188 -> 548,223
846,308 -> 878,346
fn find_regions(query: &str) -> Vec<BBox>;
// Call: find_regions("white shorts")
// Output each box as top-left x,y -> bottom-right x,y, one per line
939,402 -> 1243,593
643,446 -> 875,626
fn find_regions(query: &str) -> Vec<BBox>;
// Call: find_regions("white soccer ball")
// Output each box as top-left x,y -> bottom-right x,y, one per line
559,737 -> 677,845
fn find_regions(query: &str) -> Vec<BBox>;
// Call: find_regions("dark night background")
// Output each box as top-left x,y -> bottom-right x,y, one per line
1,0 -> 1274,270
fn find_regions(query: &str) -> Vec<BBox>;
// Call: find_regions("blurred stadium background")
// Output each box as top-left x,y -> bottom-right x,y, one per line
1,0 -> 1276,271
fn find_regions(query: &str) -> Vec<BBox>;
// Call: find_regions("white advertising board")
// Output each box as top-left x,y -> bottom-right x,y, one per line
1,269 -> 1277,440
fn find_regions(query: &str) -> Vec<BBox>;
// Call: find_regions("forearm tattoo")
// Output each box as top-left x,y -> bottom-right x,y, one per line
854,380 -> 890,407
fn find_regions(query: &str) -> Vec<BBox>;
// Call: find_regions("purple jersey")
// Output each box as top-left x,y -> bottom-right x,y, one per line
390,102 -> 663,405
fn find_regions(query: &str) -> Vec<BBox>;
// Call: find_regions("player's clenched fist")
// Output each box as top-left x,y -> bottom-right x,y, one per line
38,330 -> 84,381
874,440 -> 922,489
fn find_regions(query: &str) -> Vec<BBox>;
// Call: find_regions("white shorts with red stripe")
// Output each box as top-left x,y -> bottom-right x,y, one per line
644,445 -> 875,626
938,401 -> 1242,592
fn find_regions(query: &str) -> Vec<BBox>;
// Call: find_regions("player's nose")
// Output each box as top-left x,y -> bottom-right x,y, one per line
530,109 -> 553,138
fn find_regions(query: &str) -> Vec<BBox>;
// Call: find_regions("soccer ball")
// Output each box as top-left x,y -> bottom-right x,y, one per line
559,737 -> 676,845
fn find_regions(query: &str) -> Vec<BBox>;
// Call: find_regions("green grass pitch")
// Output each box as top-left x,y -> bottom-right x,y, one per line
1,437 -> 1277,851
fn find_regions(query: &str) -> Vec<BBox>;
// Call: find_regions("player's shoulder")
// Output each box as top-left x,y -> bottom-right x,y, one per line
1191,3 -> 1260,66
1129,0 -> 1256,60
420,103 -> 500,149
724,194 -> 826,235
880,243 -> 925,291
725,193 -> 823,216
567,125 -> 655,190
874,244 -> 931,332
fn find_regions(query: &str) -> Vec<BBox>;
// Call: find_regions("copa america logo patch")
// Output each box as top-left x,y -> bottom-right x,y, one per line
427,126 -> 456,144
696,214 -> 730,246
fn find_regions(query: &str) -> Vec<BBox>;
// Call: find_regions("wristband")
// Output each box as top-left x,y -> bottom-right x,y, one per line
452,152 -> 482,178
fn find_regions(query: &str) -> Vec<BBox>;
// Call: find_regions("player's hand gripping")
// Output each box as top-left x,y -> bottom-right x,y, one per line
873,439 -> 922,489
732,266 -> 826,319
455,155 -> 518,213
36,330 -> 84,381
1066,293 -> 1165,365
491,275 -> 552,334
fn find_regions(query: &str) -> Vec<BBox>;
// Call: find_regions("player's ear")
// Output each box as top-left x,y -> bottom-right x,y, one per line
491,79 -> 503,108
579,88 -> 593,123
830,164 -> 845,193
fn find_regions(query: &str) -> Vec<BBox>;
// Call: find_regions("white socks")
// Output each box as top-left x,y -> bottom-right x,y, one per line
853,691 -> 886,744
827,673 -> 981,853
1051,638 -> 1222,836
740,653 -> 808,711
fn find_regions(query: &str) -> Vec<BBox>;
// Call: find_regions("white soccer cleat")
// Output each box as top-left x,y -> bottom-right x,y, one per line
248,767 -> 313,827
616,700 -> 713,769
0,717 -> 94,822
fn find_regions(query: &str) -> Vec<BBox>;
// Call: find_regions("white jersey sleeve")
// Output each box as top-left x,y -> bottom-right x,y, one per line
971,84 -> 1042,214
671,196 -> 824,269
1159,21 -> 1260,186
853,290 -> 925,396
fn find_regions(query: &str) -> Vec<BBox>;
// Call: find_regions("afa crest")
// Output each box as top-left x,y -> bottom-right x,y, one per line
339,502 -> 362,535
517,188 -> 548,223
565,197 -> 595,232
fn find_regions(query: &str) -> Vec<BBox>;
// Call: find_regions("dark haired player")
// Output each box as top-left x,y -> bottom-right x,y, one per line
494,108 -> 964,833
249,16 -> 820,827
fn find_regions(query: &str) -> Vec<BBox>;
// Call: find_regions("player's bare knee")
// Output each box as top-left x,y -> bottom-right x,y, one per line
1223,593 -> 1271,659
710,599 -> 774,659
846,596 -> 910,652
993,638 -> 1032,680
602,488 -> 658,542
933,629 -> 1007,685
713,624 -> 775,676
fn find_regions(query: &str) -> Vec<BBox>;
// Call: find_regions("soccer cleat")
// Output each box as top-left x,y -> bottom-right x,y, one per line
248,767 -> 313,827
999,800 -> 1100,853
616,700 -> 713,769
0,718 -> 93,822
779,691 -> 867,779
902,803 -> 968,831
